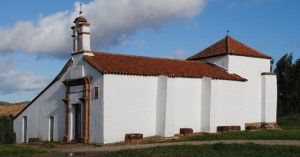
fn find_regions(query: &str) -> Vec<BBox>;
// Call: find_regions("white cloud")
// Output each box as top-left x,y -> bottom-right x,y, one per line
0,55 -> 48,94
0,0 -> 206,59
169,49 -> 190,59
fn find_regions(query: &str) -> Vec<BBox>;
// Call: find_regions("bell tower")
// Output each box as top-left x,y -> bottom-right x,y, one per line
71,16 -> 91,53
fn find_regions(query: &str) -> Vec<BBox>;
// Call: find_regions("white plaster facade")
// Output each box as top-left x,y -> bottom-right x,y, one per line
199,55 -> 275,123
13,16 -> 277,144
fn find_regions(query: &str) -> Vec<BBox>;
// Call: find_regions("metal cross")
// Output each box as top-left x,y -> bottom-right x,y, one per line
226,30 -> 230,36
79,3 -> 83,15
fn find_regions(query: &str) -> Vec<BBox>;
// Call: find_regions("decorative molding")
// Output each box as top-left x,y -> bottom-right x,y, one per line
261,72 -> 277,75
62,76 -> 92,143
78,32 -> 90,35
79,23 -> 90,27
71,51 -> 93,56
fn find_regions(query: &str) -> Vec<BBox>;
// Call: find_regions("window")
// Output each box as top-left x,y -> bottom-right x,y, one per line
49,116 -> 54,141
22,116 -> 27,143
94,87 -> 99,99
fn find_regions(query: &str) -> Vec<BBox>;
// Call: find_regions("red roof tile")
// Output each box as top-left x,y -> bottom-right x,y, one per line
187,36 -> 271,60
74,16 -> 88,23
83,52 -> 247,81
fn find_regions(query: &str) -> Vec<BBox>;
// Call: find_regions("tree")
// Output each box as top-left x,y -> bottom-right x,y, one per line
292,59 -> 300,113
274,53 -> 300,117
274,53 -> 294,116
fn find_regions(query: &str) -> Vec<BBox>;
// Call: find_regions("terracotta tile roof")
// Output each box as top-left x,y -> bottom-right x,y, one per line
83,52 -> 247,81
74,16 -> 87,23
187,36 -> 272,60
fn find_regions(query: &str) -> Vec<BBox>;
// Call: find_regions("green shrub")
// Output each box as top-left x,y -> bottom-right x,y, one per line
0,115 -> 15,144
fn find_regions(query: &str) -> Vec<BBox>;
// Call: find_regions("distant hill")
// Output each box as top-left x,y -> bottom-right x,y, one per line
0,104 -> 28,117
0,101 -> 30,105
0,101 -> 29,117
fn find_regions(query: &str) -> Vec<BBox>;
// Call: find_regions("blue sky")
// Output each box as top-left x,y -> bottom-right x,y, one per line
0,0 -> 299,103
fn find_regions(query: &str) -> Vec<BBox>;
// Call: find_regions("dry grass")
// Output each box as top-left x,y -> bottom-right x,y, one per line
0,104 -> 27,117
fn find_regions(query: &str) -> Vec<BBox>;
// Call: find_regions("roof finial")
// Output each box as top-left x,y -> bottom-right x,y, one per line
226,30 -> 230,36
79,3 -> 83,15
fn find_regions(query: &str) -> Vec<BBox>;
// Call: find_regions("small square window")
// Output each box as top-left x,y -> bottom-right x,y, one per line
94,87 -> 99,99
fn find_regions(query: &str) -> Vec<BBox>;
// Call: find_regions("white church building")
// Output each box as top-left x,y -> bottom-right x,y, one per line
13,16 -> 277,144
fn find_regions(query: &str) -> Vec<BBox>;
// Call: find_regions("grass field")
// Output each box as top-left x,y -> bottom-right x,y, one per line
104,143 -> 300,157
0,144 -> 46,157
278,113 -> 300,130
142,113 -> 300,143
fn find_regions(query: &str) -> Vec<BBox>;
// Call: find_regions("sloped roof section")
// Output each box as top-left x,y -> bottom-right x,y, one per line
14,59 -> 73,120
187,36 -> 272,60
83,52 -> 247,81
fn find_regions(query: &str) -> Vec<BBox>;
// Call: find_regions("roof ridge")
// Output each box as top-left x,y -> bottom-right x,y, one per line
228,37 -> 269,56
187,36 -> 271,60
84,51 -> 247,81
226,35 -> 230,53
91,51 -> 206,64
186,37 -> 227,60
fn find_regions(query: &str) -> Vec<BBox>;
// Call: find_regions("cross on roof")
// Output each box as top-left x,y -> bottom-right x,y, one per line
79,3 -> 83,15
226,30 -> 230,36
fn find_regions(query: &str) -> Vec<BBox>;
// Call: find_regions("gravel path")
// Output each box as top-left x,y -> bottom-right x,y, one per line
63,140 -> 300,152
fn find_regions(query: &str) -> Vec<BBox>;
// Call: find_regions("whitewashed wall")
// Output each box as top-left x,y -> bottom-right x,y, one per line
173,78 -> 202,134
156,75 -> 168,136
103,75 -> 158,144
82,61 -> 104,143
155,76 -> 176,137
200,77 -> 212,132
199,55 -> 274,124
228,55 -> 270,123
213,80 -> 246,130
200,78 -> 246,132
70,54 -> 104,143
261,75 -> 277,122
14,68 -> 71,143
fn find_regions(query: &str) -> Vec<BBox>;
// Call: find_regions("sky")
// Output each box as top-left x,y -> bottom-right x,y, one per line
0,0 -> 299,103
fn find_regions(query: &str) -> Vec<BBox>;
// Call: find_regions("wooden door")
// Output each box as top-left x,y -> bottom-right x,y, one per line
74,104 -> 81,140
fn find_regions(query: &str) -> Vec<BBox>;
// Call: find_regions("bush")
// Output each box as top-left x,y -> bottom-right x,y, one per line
0,115 -> 16,144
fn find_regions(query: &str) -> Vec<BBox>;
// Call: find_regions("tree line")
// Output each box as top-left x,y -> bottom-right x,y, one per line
274,53 -> 300,117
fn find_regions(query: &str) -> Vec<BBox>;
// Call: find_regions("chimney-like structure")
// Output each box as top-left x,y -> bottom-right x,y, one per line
71,16 -> 91,53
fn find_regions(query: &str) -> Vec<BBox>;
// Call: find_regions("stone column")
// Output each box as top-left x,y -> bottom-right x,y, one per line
79,76 -> 91,143
62,85 -> 70,142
